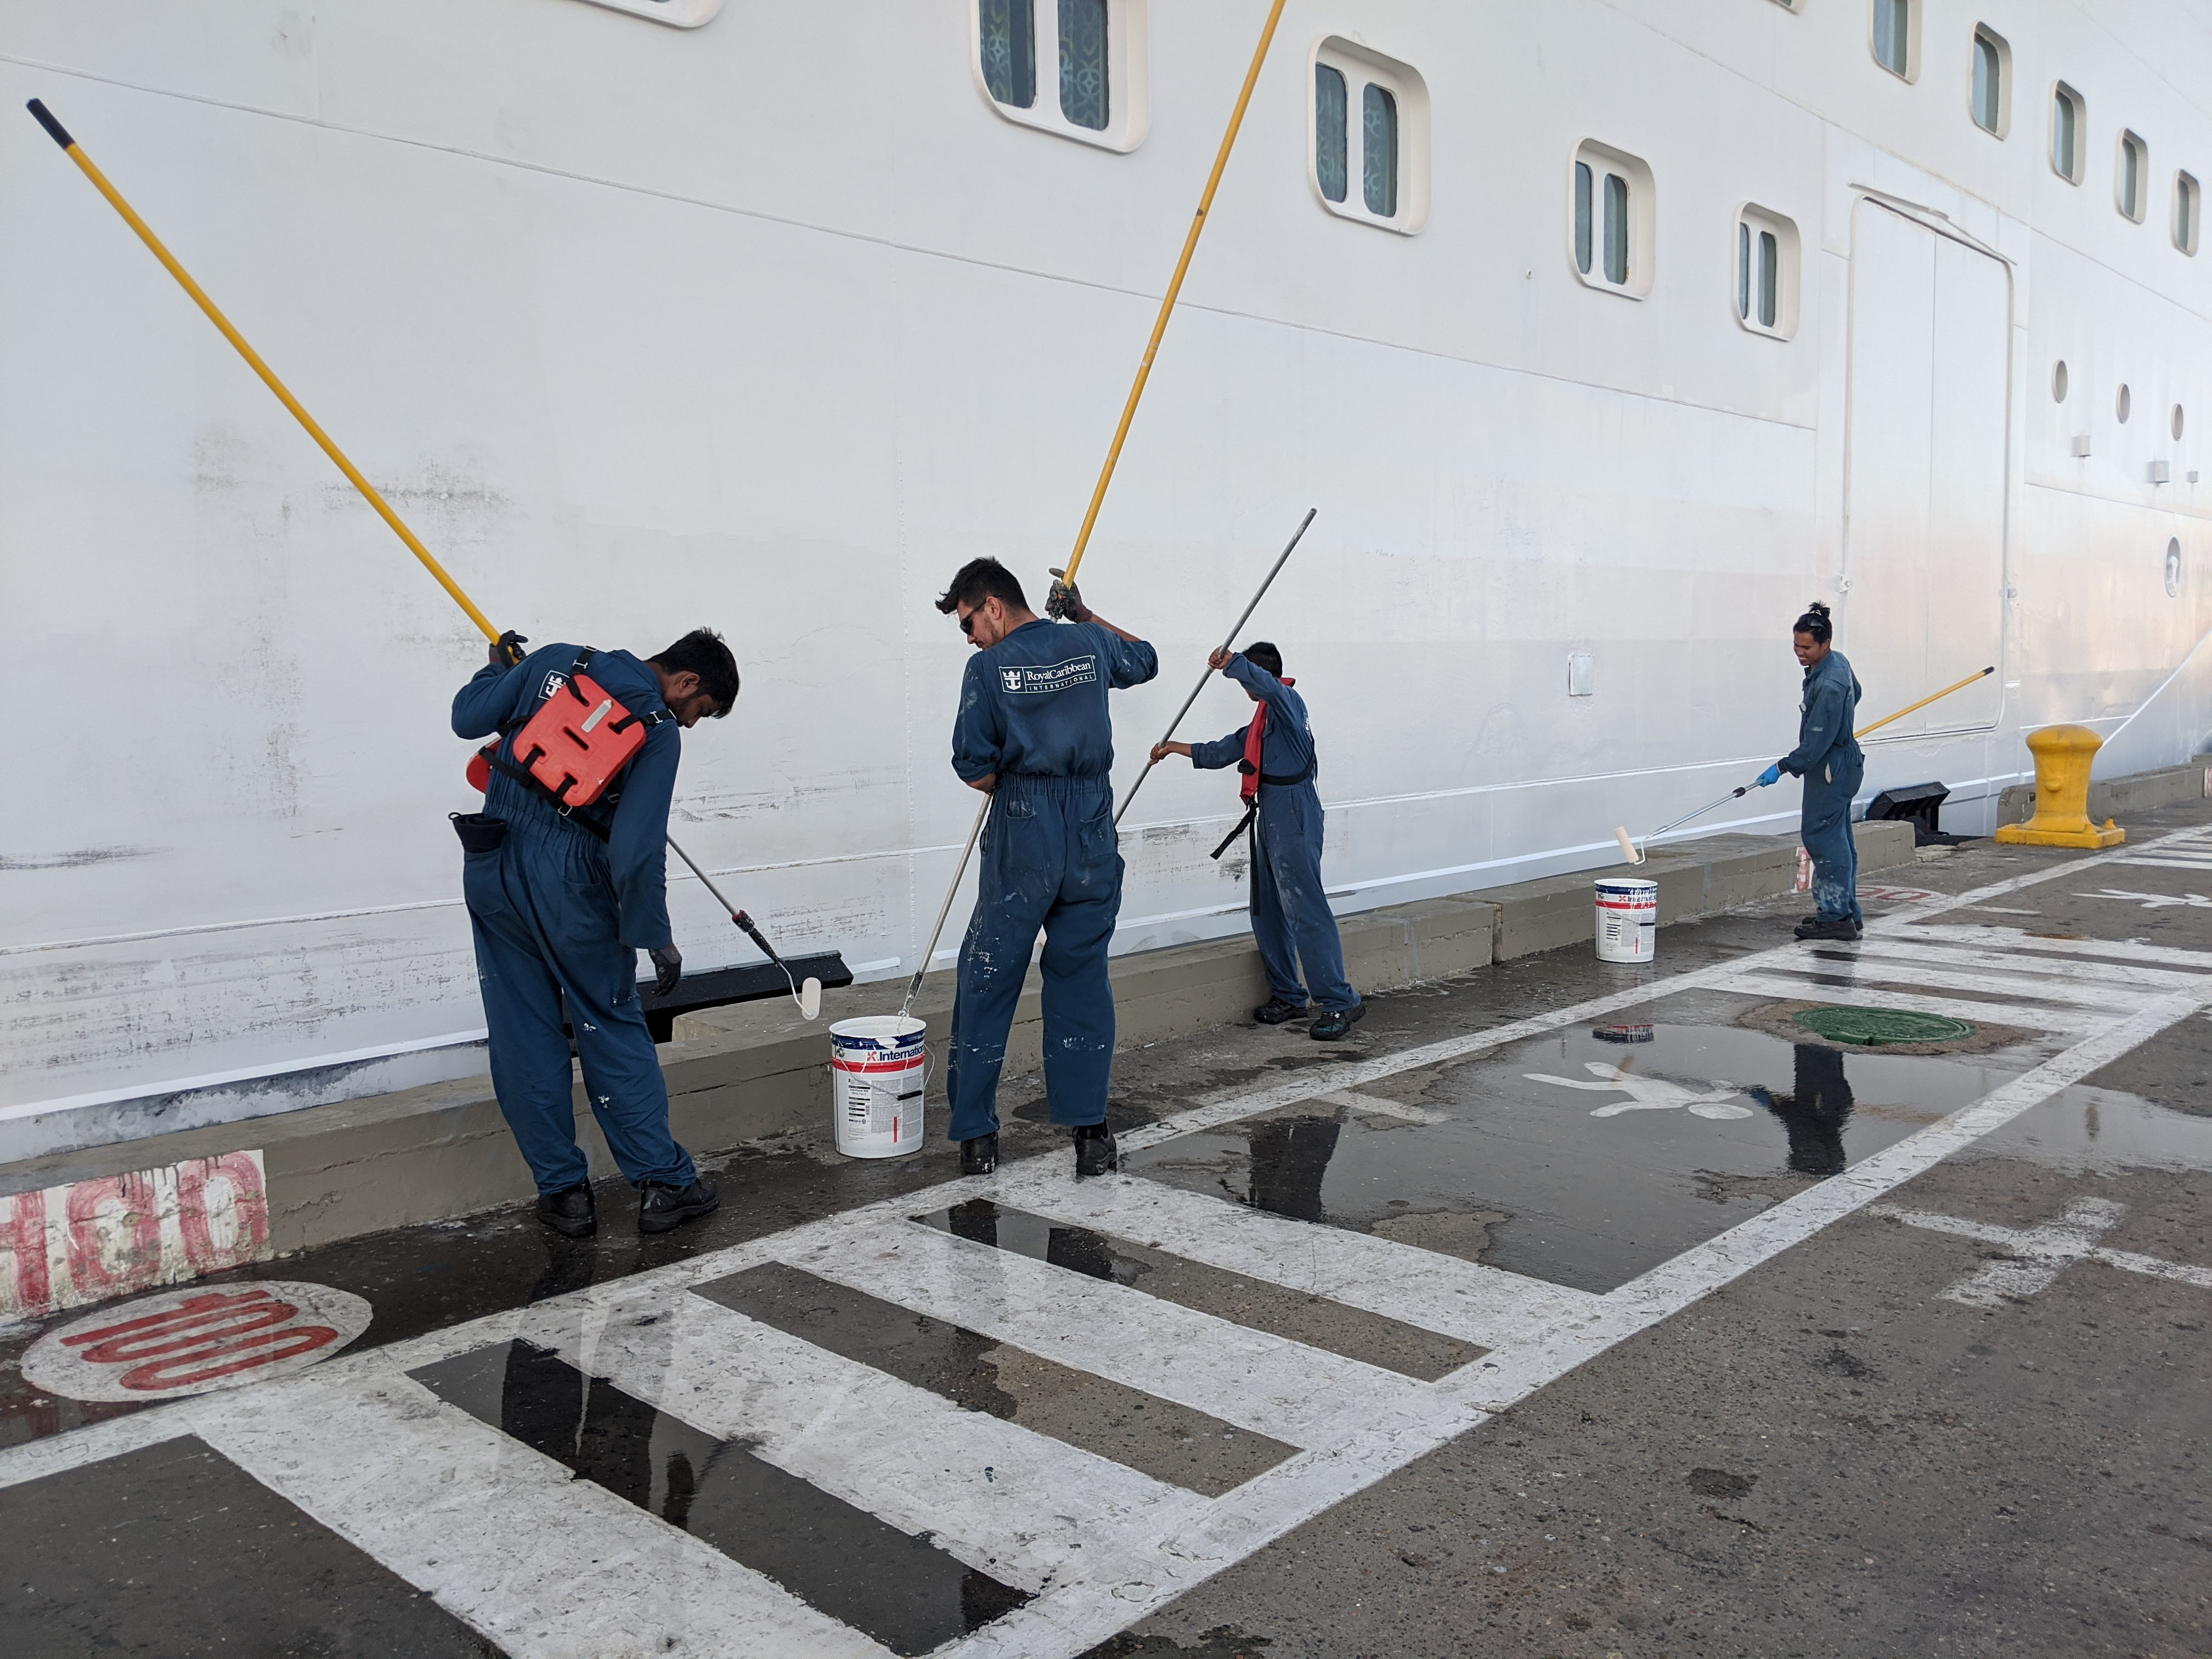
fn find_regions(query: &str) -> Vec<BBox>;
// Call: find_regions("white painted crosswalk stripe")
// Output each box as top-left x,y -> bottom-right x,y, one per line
9,826 -> 2212,1659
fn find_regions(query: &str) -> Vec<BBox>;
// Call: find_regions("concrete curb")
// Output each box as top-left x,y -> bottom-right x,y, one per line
0,822 -> 1920,1272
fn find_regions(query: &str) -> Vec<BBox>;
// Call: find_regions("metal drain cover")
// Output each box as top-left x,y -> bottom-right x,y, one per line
1792,1006 -> 1976,1046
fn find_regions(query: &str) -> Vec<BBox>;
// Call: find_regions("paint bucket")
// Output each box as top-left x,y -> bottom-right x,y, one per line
829,1015 -> 927,1159
1594,878 -> 1658,963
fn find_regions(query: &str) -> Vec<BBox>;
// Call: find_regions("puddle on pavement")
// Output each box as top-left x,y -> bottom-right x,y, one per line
409,1340 -> 1029,1653
912,1200 -> 1482,1381
1966,1085 -> 2212,1173
1123,1023 -> 2025,1294
689,1261 -> 1295,1496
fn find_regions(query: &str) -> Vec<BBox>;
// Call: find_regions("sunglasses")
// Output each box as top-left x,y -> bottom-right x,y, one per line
960,607 -> 981,637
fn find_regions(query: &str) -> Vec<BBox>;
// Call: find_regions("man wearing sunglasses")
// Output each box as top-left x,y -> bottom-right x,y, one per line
934,558 -> 1157,1177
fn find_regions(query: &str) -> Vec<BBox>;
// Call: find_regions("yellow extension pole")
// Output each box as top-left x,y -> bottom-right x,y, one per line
1056,0 -> 1289,590
1858,665 -> 1996,739
25,98 -> 504,647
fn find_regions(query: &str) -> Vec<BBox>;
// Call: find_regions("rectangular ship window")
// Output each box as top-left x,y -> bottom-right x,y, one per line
980,0 -> 1036,109
1315,64 -> 1348,203
1058,0 -> 1109,131
1362,84 -> 1398,217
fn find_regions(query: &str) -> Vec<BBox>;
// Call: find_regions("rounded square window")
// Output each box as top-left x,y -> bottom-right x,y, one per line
1734,205 -> 1801,340
2176,172 -> 2202,256
2118,131 -> 2149,222
1968,26 -> 2009,138
1307,37 -> 1429,234
1871,0 -> 1917,81
973,0 -> 1151,153
1569,140 -> 1655,299
2050,83 -> 2085,183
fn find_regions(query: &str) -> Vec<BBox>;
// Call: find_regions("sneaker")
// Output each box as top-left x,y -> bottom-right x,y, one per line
1073,1123 -> 1119,1177
961,1132 -> 1000,1176
1308,1002 -> 1368,1042
1794,916 -> 1861,943
534,1183 -> 596,1239
1254,996 -> 1308,1025
637,1176 -> 720,1235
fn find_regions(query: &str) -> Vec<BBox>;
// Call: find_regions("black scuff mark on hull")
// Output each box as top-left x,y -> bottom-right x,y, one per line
1,847 -> 159,872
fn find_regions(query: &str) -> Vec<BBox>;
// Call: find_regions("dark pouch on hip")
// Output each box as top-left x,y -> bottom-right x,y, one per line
450,812 -> 509,854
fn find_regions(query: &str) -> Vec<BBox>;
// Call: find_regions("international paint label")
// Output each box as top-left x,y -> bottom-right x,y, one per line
21,1280 -> 371,1402
0,1152 -> 272,1321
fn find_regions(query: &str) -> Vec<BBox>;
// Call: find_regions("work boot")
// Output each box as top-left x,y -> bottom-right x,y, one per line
1254,996 -> 1308,1025
534,1183 -> 596,1239
1308,1002 -> 1367,1042
961,1133 -> 1000,1176
1794,916 -> 1861,943
1073,1122 -> 1118,1177
637,1176 -> 720,1235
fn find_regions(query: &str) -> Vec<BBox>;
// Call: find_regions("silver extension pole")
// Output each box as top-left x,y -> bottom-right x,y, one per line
1113,506 -> 1317,828
902,792 -> 991,1018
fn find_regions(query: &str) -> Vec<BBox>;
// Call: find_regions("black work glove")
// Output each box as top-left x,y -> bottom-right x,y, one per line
1045,568 -> 1090,622
648,945 -> 682,998
491,630 -> 528,667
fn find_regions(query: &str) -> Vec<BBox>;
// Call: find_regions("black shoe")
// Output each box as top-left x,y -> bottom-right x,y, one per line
961,1132 -> 1000,1176
534,1183 -> 596,1238
1795,916 -> 1861,943
637,1176 -> 719,1235
1074,1123 -> 1118,1177
1308,1002 -> 1367,1042
1254,996 -> 1308,1025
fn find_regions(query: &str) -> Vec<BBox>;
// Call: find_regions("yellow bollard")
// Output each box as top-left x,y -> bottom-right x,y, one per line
1993,724 -> 2126,848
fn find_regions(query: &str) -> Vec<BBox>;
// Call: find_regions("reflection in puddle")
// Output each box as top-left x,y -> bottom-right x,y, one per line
1123,1023 -> 2023,1294
410,1340 -> 1029,1653
1972,1086 -> 2212,1173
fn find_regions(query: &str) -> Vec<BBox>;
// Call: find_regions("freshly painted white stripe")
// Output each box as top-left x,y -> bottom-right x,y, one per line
198,1371 -> 892,1659
0,1409 -> 198,1492
1899,922 -> 2212,969
518,1284 -> 1201,1593
1848,936 -> 2212,991
1311,1087 -> 1452,1124
1869,1204 -> 2212,1290
1705,972 -> 2103,1033
2091,1247 -> 2212,1289
785,1221 -> 1429,1448
1762,953 -> 2139,1010
1007,1170 -> 1600,1351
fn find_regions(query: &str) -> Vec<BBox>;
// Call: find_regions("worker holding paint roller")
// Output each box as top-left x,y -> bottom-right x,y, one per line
1759,601 -> 1866,943
452,629 -> 739,1238
1152,643 -> 1363,1040
937,558 -> 1157,1178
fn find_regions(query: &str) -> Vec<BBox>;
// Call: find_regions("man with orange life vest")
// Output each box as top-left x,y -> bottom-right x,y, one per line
1151,642 -> 1363,1041
451,628 -> 738,1238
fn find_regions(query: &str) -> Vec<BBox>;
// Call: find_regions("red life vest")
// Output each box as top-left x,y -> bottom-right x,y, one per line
1237,675 -> 1293,804
466,648 -> 670,834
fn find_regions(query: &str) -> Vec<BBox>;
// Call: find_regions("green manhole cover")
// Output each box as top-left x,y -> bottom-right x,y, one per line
1793,1006 -> 1976,1047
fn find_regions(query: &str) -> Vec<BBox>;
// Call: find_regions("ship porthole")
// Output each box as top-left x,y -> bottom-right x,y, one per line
2166,538 -> 2183,598
2118,383 -> 2133,422
2052,359 -> 2068,402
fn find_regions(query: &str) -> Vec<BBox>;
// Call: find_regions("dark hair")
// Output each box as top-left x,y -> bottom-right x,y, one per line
1792,601 -> 1833,644
1243,640 -> 1284,679
650,628 -> 740,715
934,557 -> 1029,617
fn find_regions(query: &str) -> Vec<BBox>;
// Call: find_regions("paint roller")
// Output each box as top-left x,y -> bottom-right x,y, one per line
1612,665 -> 1996,865
26,97 -> 829,1021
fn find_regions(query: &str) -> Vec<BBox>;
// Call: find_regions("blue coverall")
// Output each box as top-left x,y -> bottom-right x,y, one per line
946,618 -> 1158,1142
1779,648 -> 1865,927
452,644 -> 699,1195
1190,656 -> 1360,1014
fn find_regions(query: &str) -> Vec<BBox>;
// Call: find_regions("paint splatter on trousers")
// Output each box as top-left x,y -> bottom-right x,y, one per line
1801,759 -> 1865,926
1250,782 -> 1359,1013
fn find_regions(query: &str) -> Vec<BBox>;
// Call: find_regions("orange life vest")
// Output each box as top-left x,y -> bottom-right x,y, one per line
467,648 -> 670,833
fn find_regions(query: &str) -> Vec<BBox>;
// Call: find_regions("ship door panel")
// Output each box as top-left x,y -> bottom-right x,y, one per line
1843,202 -> 2007,736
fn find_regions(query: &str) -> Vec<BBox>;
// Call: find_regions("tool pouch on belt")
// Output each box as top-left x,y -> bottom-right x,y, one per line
467,648 -> 671,839
449,812 -> 508,854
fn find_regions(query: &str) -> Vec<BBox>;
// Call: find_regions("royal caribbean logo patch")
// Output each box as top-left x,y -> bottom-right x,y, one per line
998,657 -> 1099,696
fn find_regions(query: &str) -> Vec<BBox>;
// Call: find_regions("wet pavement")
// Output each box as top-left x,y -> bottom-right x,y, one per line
4,804 -> 2211,1657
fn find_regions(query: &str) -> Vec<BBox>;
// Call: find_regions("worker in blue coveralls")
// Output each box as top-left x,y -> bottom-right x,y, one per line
935,557 -> 1157,1178
1756,601 -> 1865,943
452,628 -> 739,1238
1151,642 -> 1364,1041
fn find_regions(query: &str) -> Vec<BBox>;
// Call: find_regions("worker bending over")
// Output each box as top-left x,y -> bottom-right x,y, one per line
1757,601 -> 1865,942
937,558 -> 1157,1177
452,629 -> 738,1237
1153,642 -> 1363,1041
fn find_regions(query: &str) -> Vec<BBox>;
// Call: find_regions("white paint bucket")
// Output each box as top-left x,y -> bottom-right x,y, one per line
829,1015 -> 927,1159
1594,878 -> 1658,963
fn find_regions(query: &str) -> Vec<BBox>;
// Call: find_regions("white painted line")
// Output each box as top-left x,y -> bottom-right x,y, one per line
1848,936 -> 2212,992
786,1221 -> 1429,1448
198,1371 -> 893,1659
1007,1170 -> 1601,1351
519,1286 -> 1200,1595
1899,922 -> 2212,970
1763,953 -> 2138,1011
1870,1203 -> 2212,1294
1312,1087 -> 1451,1124
1704,972 -> 2104,1034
